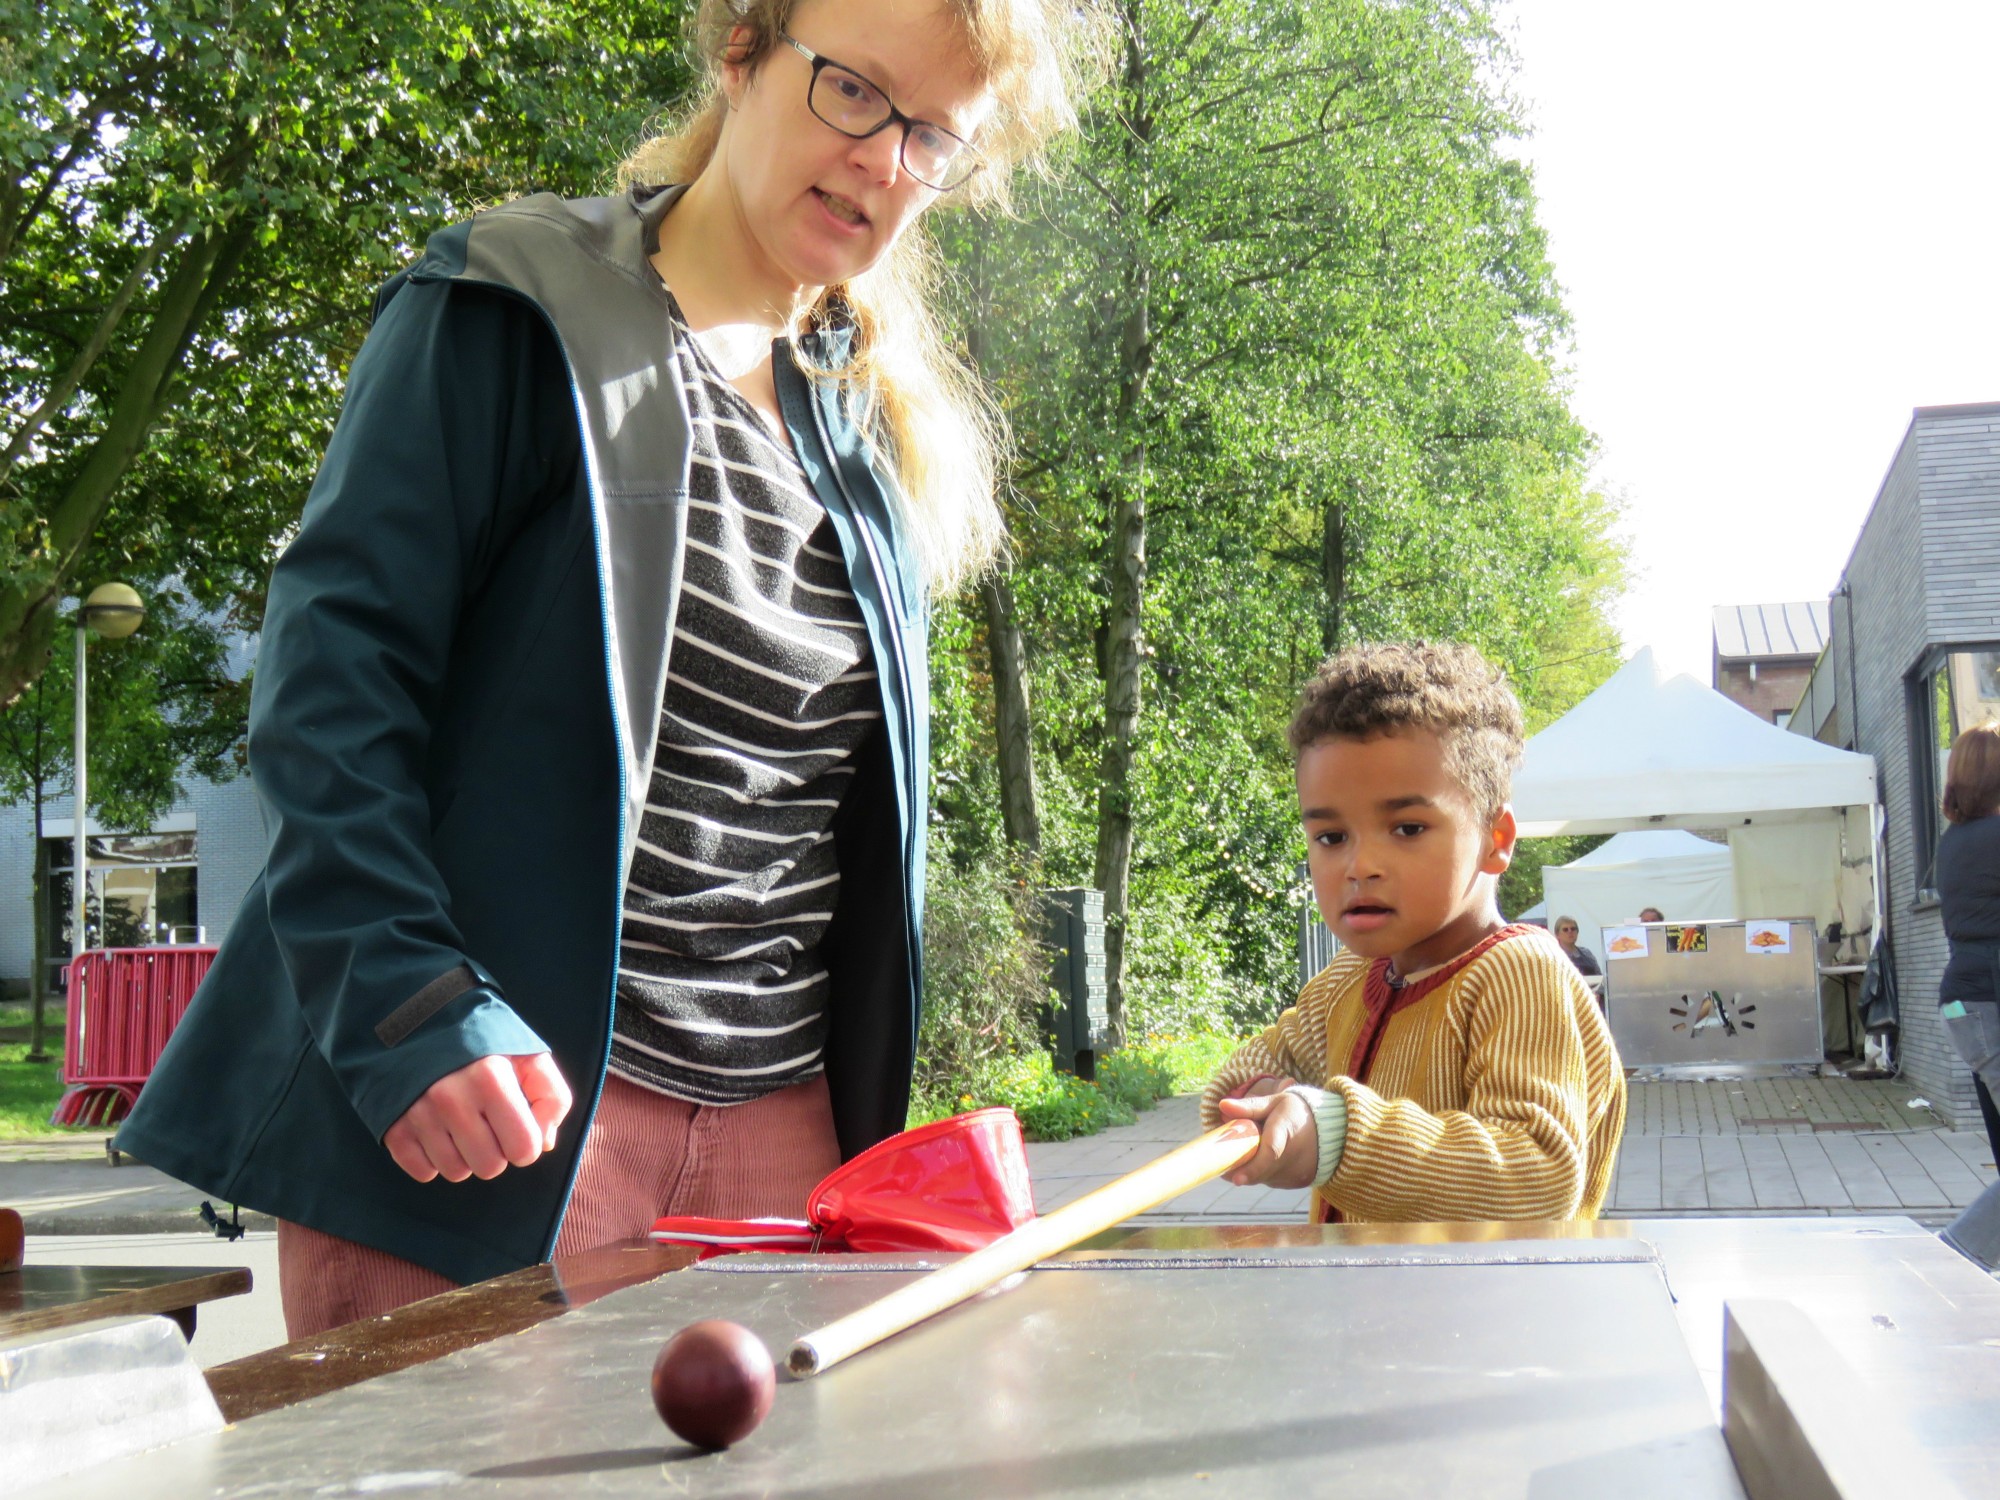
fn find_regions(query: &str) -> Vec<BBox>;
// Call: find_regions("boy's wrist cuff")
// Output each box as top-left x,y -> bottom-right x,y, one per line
1285,1084 -> 1348,1187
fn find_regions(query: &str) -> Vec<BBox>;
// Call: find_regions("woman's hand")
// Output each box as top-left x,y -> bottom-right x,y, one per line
383,1053 -> 573,1184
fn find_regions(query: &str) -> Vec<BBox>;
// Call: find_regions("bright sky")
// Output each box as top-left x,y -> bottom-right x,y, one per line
1504,0 -> 2000,681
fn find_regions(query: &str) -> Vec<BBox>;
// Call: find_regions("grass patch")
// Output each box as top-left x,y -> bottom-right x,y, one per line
1129,1032 -> 1242,1096
909,1031 -> 1249,1142
0,1040 -> 83,1138
0,996 -> 55,1035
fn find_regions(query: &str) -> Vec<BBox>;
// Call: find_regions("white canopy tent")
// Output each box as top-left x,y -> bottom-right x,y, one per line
1540,830 -> 1738,967
1513,649 -> 1880,956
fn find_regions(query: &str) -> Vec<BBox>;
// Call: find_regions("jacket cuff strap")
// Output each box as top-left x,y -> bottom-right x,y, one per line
375,963 -> 479,1047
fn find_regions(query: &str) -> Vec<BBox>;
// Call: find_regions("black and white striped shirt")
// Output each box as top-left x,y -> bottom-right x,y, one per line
610,303 -> 881,1103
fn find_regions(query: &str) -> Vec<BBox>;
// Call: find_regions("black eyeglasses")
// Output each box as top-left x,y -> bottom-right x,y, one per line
780,33 -> 984,192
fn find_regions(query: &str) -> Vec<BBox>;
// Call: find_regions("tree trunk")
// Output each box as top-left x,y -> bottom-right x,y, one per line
981,571 -> 1042,851
1092,449 -> 1146,1049
28,799 -> 50,1062
27,672 -> 51,1061
1320,494 -> 1346,653
961,232 -> 1044,856
1090,9 -> 1154,1050
46,218 -> 256,565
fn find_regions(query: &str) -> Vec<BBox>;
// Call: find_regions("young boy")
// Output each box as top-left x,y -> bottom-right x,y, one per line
1206,641 -> 1626,1222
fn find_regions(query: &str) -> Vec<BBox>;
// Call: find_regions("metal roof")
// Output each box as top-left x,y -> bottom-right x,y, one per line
1711,601 -> 1829,662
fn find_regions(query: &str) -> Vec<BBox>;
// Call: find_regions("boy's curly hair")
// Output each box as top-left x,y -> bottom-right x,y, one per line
1288,642 -> 1525,821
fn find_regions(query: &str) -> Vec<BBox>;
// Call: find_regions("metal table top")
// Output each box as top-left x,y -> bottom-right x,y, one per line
33,1238 -> 1738,1500
25,1217 -> 2000,1499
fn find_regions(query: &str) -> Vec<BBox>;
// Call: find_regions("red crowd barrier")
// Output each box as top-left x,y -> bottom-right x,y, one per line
52,946 -> 217,1127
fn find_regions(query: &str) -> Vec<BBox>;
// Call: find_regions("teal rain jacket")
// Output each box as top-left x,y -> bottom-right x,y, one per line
117,188 -> 930,1286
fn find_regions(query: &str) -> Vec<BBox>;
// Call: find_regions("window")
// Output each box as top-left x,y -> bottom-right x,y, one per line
44,832 -> 200,980
1910,647 -> 2000,898
1773,710 -> 1792,731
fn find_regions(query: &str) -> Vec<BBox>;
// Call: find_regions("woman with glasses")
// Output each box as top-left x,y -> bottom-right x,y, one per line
1551,917 -> 1601,979
118,0 -> 1104,1337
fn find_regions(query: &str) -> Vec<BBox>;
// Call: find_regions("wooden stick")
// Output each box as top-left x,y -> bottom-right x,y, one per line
786,1120 -> 1260,1378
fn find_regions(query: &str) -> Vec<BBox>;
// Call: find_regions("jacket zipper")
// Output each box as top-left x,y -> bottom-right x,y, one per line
799,377 -> 924,1010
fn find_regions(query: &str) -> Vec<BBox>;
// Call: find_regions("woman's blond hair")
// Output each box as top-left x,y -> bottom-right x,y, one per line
622,0 -> 1107,594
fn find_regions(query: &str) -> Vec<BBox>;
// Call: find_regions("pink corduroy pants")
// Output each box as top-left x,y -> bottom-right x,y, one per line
277,1070 -> 842,1340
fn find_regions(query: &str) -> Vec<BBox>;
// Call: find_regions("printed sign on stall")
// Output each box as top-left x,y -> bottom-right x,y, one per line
1665,924 -> 1708,954
1603,925 -> 1650,960
1744,920 -> 1791,955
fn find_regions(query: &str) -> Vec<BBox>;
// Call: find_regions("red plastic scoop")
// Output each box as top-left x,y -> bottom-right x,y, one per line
651,1108 -> 1037,1257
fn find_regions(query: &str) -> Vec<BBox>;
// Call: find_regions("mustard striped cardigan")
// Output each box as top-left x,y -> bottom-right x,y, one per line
1201,927 -> 1627,1221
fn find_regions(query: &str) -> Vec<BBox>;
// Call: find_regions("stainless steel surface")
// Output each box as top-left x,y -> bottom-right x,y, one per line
1104,1218 -> 2000,1496
1601,1218 -> 2000,1496
1722,1299 -> 1958,1500
33,1252 -> 1742,1500
1608,920 -> 1823,1067
0,1314 -> 224,1495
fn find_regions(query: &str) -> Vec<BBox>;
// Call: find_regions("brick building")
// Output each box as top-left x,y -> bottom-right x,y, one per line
1712,601 -> 1829,727
1789,401 -> 2000,1127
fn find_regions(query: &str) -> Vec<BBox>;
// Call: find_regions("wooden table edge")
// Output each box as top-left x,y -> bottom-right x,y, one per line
204,1241 -> 696,1423
0,1264 -> 252,1342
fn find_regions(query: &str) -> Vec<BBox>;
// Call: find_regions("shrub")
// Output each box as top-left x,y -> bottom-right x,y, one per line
1134,1033 -> 1244,1095
912,848 -> 1053,1119
1124,887 -> 1283,1038
993,1053 -> 1132,1141
909,839 -> 1254,1142
907,1038 -> 1228,1141
1095,1047 -> 1175,1115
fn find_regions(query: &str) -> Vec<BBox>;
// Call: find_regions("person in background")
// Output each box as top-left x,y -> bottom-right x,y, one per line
1934,721 -> 2000,1268
1638,906 -> 1664,923
1552,916 -> 1601,978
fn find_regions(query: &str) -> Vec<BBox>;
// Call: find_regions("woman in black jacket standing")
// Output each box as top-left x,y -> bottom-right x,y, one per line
119,0 -> 1107,1338
1935,721 -> 2000,1268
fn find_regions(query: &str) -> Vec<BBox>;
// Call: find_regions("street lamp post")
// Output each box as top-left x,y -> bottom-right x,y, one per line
70,583 -> 145,964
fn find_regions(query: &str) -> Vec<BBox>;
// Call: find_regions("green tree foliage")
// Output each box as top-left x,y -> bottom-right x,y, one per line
0,0 -> 688,708
0,587 -> 247,830
4,0 -> 1631,1080
933,0 -> 1628,1037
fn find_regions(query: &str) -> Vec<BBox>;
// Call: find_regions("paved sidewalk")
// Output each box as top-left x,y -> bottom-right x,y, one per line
1609,1078 -> 1993,1222
0,1135 -> 272,1235
1026,1079 -> 1996,1229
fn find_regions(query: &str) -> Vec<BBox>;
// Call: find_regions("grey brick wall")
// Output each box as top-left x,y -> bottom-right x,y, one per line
0,798 -> 39,989
189,773 -> 263,947
1924,408 -> 2000,639
1831,403 -> 2000,1126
